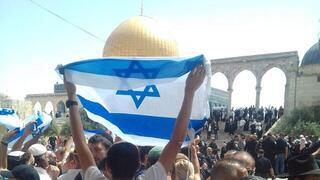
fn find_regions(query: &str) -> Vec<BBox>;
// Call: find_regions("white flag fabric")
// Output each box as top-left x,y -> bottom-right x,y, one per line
59,55 -> 210,146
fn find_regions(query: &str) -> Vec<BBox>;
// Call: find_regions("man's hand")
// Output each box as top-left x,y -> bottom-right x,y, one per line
185,64 -> 206,94
190,135 -> 200,154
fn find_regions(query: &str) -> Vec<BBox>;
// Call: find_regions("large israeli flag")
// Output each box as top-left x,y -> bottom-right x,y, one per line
0,108 -> 52,146
59,55 -> 210,146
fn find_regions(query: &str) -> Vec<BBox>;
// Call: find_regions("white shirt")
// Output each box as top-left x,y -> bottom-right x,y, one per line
58,169 -> 82,180
256,122 -> 262,131
84,161 -> 166,180
240,119 -> 246,127
34,167 -> 51,180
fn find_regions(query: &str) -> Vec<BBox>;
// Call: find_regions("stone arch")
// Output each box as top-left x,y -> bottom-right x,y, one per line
211,72 -> 229,91
260,67 -> 286,108
233,69 -> 258,85
56,101 -> 66,118
44,101 -> 54,116
33,101 -> 42,113
260,64 -> 288,81
232,70 -> 257,108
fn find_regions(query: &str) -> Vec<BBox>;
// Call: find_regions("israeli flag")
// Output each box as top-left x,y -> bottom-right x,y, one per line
0,108 -> 52,146
59,55 -> 210,146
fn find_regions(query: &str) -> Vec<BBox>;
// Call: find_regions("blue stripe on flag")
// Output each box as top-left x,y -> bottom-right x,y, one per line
0,108 -> 15,115
78,95 -> 205,139
60,55 -> 204,79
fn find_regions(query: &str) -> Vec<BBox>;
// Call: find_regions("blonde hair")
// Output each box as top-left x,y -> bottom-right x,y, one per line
172,153 -> 195,180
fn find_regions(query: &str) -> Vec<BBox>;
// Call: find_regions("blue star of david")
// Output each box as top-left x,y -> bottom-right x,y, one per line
113,61 -> 160,79
114,61 -> 161,108
116,85 -> 160,109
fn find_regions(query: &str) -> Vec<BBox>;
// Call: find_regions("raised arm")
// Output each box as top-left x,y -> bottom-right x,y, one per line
159,65 -> 206,172
0,130 -> 18,170
61,136 -> 74,162
190,136 -> 201,180
64,77 -> 95,171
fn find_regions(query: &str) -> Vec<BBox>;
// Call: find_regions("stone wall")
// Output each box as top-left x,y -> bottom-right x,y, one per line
296,74 -> 320,107
0,99 -> 33,119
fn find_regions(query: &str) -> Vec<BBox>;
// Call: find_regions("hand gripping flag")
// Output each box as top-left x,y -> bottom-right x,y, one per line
58,55 -> 211,146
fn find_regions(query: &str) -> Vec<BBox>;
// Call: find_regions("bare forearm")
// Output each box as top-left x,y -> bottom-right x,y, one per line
68,95 -> 95,170
160,91 -> 195,172
191,150 -> 201,177
12,134 -> 28,151
269,168 -> 275,179
171,91 -> 194,142
68,106 -> 86,147
0,143 -> 7,170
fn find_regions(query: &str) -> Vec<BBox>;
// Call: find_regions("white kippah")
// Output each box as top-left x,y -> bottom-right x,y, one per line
8,151 -> 25,157
28,144 -> 47,156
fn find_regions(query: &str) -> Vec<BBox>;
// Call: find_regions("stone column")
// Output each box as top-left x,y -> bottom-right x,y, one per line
284,83 -> 290,114
227,87 -> 233,114
284,71 -> 297,115
255,80 -> 262,108
255,86 -> 261,109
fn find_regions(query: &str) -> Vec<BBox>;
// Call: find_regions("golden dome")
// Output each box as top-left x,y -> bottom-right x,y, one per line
103,16 -> 179,57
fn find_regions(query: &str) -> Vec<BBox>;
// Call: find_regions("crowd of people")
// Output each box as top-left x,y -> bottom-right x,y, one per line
205,106 -> 284,140
195,131 -> 320,179
0,65 -> 320,180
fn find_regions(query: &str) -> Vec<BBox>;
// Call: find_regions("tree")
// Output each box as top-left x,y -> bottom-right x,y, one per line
42,108 -> 106,138
272,106 -> 320,137
79,108 -> 107,131
43,120 -> 59,137
59,121 -> 71,137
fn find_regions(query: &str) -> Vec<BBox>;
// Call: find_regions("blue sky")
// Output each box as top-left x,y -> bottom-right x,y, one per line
0,0 -> 319,107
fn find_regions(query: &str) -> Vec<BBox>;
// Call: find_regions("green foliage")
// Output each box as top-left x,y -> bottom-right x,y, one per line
43,120 -> 59,137
271,106 -> 320,136
43,108 -> 106,138
79,108 -> 106,131
59,120 -> 71,137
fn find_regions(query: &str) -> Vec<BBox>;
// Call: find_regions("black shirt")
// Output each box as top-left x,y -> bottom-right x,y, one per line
255,156 -> 272,177
245,140 -> 258,158
275,138 -> 287,154
208,142 -> 219,151
49,137 -> 56,145
262,138 -> 276,158
226,140 -> 240,151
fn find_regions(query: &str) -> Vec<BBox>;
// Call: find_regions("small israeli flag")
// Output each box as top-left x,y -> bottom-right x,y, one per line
0,108 -> 52,146
59,55 -> 210,146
